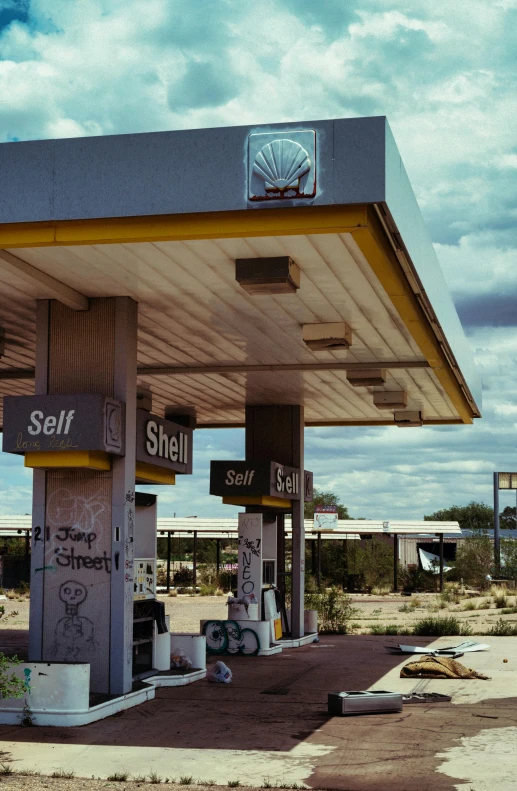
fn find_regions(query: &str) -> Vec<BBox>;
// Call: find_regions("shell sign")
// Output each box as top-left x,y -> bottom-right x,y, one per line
248,130 -> 316,200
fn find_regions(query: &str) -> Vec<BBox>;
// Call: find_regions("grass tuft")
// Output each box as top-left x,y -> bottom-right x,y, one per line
179,775 -> 194,785
51,769 -> 75,779
107,772 -> 129,781
487,617 -> 517,636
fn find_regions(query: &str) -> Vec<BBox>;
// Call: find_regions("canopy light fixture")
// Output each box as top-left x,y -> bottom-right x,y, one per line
373,391 -> 408,410
235,256 -> 300,295
347,369 -> 386,387
394,410 -> 423,427
303,322 -> 352,351
136,387 -> 152,413
165,405 -> 197,430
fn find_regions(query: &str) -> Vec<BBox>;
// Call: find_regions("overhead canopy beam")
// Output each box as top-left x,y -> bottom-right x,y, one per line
0,249 -> 89,311
0,368 -> 36,380
0,360 -> 429,381
137,360 -> 430,377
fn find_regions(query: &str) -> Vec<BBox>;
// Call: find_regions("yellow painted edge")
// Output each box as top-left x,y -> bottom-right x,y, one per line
222,495 -> 292,508
135,462 -> 176,485
0,205 -> 368,248
351,210 -> 474,425
24,450 -> 111,470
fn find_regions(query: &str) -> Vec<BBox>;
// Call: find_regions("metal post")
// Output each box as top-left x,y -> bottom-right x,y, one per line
216,538 -> 221,574
166,532 -> 171,592
193,531 -> 197,589
343,537 -> 348,591
494,472 -> 501,573
25,530 -> 30,557
317,532 -> 322,591
311,539 -> 316,575
393,534 -> 398,592
438,533 -> 444,592
276,513 -> 285,594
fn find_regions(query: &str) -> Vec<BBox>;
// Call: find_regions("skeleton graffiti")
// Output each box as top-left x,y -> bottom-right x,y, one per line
42,474 -> 111,690
52,580 -> 96,660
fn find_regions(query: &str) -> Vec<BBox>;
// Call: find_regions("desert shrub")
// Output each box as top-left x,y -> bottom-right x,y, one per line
462,600 -> 478,611
437,582 -> 462,608
491,585 -> 508,608
199,584 -> 217,596
397,564 -> 436,592
370,624 -> 400,635
454,534 -> 493,589
304,588 -> 358,634
412,616 -> 471,636
348,538 -> 394,590
501,537 -> 517,580
173,567 -> 194,587
371,586 -> 391,596
199,564 -> 219,587
156,566 -> 169,586
0,654 -> 27,700
487,617 -> 517,636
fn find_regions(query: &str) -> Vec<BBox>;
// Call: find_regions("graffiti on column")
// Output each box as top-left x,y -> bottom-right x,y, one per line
52,580 -> 96,660
237,513 -> 262,599
42,476 -> 111,690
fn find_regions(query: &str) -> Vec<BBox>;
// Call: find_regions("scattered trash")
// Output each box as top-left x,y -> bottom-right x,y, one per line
170,650 -> 193,670
473,713 -> 498,719
387,641 -> 490,657
503,658 -> 509,663
207,660 -> 232,683
313,636 -> 320,643
400,655 -> 490,680
402,692 -> 452,704
328,690 -> 403,715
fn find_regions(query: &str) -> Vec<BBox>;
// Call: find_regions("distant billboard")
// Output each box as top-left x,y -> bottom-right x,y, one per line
314,505 -> 338,531
498,473 -> 517,489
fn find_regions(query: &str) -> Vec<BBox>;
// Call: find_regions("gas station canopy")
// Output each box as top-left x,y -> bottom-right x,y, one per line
0,116 -> 481,428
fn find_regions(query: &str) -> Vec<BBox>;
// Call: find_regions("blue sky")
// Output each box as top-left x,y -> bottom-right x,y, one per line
1,0 -> 517,519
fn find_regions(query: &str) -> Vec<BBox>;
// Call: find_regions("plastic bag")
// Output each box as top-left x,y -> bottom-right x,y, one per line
170,649 -> 193,670
207,660 -> 232,683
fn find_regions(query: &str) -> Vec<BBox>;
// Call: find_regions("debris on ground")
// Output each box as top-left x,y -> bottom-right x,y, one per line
402,692 -> 452,703
387,640 -> 490,657
206,660 -> 232,683
400,655 -> 490,679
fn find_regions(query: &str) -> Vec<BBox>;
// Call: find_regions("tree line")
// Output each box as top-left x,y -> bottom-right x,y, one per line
305,489 -> 515,531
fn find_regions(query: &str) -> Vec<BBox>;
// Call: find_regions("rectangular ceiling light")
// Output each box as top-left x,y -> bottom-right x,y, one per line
373,391 -> 408,410
394,410 -> 423,427
303,322 -> 352,351
347,369 -> 386,387
235,256 -> 300,294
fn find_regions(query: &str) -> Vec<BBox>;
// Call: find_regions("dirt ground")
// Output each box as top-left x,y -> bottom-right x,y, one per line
1,590 -> 516,637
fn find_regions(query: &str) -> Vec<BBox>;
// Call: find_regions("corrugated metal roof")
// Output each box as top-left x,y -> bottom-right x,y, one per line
0,515 -> 459,537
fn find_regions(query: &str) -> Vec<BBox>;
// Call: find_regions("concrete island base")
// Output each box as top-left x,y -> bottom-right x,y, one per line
0,661 -> 206,727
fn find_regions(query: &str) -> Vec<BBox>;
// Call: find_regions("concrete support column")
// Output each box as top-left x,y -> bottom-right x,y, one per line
438,533 -> 444,593
393,534 -> 398,592
245,405 -> 305,639
28,297 -> 137,695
